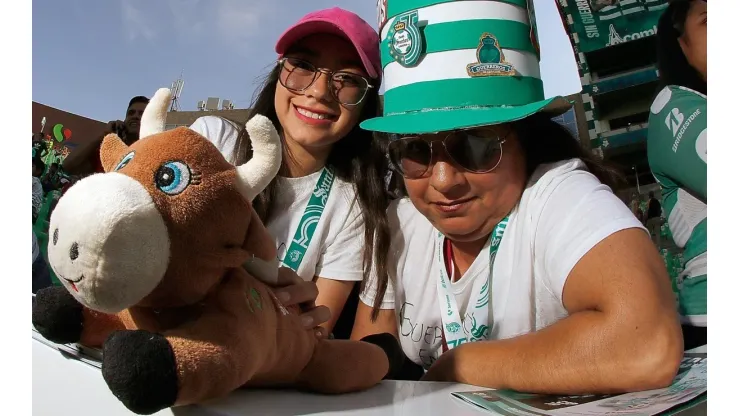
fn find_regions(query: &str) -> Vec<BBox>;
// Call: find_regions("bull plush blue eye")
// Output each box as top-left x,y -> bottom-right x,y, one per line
155,161 -> 191,195
115,152 -> 135,171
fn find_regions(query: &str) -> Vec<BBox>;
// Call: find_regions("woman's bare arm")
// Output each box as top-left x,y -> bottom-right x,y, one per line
423,228 -> 684,394
62,135 -> 103,175
314,277 -> 356,334
350,300 -> 397,340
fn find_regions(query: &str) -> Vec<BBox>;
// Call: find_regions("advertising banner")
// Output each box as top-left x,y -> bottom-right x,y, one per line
560,0 -> 669,53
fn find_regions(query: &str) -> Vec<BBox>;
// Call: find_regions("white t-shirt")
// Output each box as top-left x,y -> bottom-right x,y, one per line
189,116 -> 248,165
190,116 -> 365,282
32,176 -> 43,218
360,159 -> 645,369
32,176 -> 43,263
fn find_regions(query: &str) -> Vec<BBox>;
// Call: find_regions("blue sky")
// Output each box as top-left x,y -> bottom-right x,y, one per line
32,0 -> 582,123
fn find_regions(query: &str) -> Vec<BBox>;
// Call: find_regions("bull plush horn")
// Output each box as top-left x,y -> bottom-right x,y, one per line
139,88 -> 172,139
235,115 -> 282,201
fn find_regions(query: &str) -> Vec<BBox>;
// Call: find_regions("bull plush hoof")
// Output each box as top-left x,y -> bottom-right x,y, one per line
361,332 -> 424,381
32,286 -> 83,344
102,330 -> 178,415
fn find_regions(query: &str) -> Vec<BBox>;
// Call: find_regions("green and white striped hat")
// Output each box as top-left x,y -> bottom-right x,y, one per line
361,0 -> 571,134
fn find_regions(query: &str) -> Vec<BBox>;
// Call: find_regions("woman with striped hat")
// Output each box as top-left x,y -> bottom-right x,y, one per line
352,0 -> 684,391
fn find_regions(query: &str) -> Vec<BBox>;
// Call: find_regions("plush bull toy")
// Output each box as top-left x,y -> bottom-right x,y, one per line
32,88 -> 403,415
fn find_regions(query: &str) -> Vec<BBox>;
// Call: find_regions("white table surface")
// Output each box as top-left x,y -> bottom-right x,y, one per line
33,336 -> 706,416
33,337 -> 486,416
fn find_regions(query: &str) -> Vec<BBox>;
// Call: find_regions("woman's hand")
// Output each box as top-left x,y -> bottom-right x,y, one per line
419,349 -> 456,382
272,267 -> 332,338
243,256 -> 331,338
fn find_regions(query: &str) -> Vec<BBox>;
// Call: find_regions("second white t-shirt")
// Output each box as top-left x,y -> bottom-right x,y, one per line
190,116 -> 365,283
361,159 -> 646,369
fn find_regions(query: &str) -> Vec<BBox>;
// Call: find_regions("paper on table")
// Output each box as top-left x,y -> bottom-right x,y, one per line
32,326 -> 103,368
452,349 -> 707,416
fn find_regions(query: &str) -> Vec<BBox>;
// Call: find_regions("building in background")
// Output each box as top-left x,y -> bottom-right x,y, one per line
165,96 -> 250,130
556,1 -> 683,279
32,102 -> 108,167
553,93 -> 591,146
556,0 -> 669,200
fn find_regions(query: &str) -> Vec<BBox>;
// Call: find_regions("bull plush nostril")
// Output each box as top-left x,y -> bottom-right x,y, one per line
69,242 -> 79,261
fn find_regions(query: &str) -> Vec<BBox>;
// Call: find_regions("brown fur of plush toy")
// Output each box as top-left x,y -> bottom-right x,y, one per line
32,88 -> 398,415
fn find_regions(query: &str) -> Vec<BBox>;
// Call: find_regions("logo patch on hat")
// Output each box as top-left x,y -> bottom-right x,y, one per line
386,10 -> 423,67
466,33 -> 515,77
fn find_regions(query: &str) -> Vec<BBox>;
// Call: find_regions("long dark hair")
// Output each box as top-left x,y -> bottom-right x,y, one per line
514,113 -> 623,190
656,0 -> 707,94
241,64 -> 392,319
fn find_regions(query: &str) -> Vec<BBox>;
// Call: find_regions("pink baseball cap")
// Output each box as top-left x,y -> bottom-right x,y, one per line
275,7 -> 381,80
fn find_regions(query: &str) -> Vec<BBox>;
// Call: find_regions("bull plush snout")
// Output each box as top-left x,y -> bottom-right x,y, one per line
47,173 -> 170,314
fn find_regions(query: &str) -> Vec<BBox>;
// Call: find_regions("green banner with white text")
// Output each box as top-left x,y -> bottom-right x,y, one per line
559,0 -> 669,53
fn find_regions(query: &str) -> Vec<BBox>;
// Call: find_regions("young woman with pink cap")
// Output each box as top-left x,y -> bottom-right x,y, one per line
191,8 -> 390,339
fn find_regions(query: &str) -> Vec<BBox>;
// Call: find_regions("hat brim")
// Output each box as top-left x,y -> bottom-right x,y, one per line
361,96 -> 572,135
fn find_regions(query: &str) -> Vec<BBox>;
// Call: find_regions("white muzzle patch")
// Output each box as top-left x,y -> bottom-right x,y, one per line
48,173 -> 170,313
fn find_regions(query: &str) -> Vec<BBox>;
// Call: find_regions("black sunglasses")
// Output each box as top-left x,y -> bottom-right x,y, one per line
388,128 -> 510,179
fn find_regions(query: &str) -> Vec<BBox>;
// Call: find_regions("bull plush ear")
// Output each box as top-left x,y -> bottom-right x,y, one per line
139,88 -> 171,139
100,134 -> 130,173
234,115 -> 282,201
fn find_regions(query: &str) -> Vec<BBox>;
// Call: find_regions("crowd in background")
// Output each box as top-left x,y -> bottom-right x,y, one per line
630,191 -> 664,247
31,96 -> 147,294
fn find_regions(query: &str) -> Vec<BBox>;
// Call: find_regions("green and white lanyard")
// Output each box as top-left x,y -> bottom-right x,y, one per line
280,167 -> 336,272
436,215 -> 510,350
